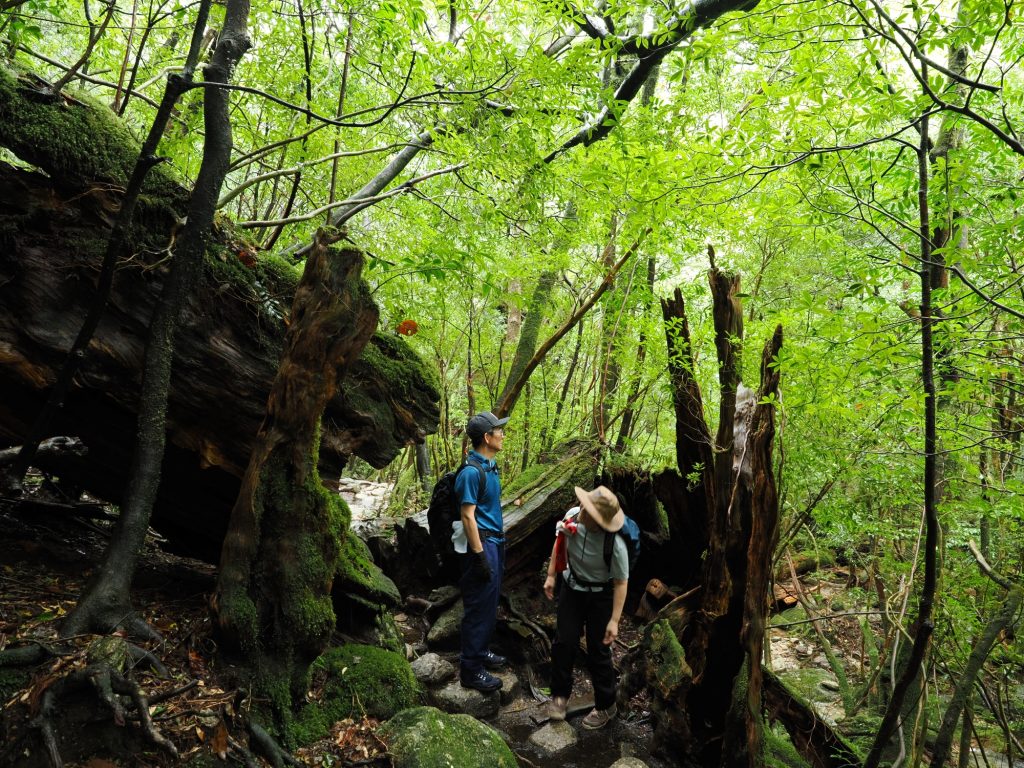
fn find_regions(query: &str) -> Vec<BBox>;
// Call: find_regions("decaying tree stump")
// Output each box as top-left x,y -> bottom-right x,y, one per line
621,260 -> 784,768
213,241 -> 381,730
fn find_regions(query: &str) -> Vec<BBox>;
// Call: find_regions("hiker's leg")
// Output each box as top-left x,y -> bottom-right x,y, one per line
583,590 -> 617,710
479,539 -> 503,652
551,585 -> 585,700
460,539 -> 501,674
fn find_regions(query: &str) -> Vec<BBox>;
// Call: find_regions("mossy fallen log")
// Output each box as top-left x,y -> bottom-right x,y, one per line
0,70 -> 439,561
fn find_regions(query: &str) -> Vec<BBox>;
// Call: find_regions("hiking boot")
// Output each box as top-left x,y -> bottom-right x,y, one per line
544,696 -> 567,721
482,650 -> 508,670
460,669 -> 502,693
582,703 -> 617,730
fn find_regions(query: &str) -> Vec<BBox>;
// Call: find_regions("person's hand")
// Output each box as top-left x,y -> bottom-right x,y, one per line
543,574 -> 556,601
603,618 -> 619,645
470,550 -> 493,584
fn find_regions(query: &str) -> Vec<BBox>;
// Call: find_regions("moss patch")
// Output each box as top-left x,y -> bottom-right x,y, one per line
379,706 -> 516,768
335,531 -> 400,607
764,723 -> 811,768
645,619 -> 691,699
292,644 -> 423,745
0,66 -> 184,203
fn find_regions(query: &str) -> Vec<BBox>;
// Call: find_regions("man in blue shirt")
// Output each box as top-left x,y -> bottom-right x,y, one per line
454,410 -> 509,692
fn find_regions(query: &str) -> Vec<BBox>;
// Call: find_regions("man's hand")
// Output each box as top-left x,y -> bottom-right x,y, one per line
470,550 -> 493,584
603,618 -> 619,646
543,574 -> 556,600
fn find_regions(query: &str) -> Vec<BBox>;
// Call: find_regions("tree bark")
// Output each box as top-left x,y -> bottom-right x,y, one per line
630,268 -> 782,768
213,243 -> 379,730
2,0 -> 212,493
62,0 -> 253,639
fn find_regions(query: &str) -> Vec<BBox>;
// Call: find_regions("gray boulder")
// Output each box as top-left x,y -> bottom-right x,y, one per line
528,721 -> 577,753
430,680 -> 500,719
411,653 -> 457,686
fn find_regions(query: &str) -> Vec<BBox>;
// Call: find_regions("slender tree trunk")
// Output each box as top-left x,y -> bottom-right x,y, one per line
494,228 -> 650,417
61,0 -> 250,639
495,270 -> 557,409
930,584 -> 1023,768
865,108 -> 940,768
615,256 -> 656,452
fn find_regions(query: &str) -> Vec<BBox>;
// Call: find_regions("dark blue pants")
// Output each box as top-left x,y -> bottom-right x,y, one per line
551,583 -> 616,710
459,538 -> 504,675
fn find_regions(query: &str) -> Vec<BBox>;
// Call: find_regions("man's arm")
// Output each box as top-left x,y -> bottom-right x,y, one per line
461,503 -> 483,553
604,579 -> 627,645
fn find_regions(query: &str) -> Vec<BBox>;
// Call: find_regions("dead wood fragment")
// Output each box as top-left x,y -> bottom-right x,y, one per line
762,667 -> 861,768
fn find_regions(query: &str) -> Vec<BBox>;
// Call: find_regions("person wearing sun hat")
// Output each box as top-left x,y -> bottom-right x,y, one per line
542,485 -> 629,729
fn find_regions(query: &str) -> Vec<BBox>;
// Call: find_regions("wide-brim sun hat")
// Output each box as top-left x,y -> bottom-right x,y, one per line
574,485 -> 624,532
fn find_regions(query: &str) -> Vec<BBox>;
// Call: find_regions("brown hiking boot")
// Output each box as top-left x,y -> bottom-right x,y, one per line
582,703 -> 617,729
544,696 -> 567,721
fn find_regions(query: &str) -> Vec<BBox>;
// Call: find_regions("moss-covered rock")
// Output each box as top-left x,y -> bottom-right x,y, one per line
292,644 -> 423,745
335,531 -> 401,608
379,706 -> 516,768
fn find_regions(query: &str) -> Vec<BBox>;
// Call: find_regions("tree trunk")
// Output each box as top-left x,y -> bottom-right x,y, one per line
62,0 -> 253,639
0,165 -> 439,562
495,270 -> 557,410
213,242 -> 379,733
625,265 -> 782,768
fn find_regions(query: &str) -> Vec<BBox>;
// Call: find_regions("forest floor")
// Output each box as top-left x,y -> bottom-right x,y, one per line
0,487 -> 890,768
0,500 -> 671,767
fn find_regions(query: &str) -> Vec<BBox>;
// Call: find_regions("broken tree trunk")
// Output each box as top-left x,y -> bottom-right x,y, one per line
622,265 -> 783,768
213,241 -> 379,732
0,78 -> 439,562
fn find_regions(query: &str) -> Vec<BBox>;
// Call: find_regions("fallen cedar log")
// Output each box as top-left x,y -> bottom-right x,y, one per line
0,154 -> 439,563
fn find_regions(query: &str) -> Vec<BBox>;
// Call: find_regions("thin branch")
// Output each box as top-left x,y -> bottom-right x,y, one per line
238,162 -> 466,228
217,143 -> 409,208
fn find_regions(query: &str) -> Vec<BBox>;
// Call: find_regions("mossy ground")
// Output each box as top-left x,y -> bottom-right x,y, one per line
378,706 -> 516,768
291,644 -> 423,746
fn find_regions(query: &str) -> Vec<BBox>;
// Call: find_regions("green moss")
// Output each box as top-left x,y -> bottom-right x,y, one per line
291,645 -> 424,745
764,723 -> 811,768
0,66 -> 184,202
502,462 -> 548,498
374,611 -> 405,655
646,619 -> 691,699
335,531 -> 400,607
775,667 -> 838,704
379,706 -> 516,768
356,333 -> 440,403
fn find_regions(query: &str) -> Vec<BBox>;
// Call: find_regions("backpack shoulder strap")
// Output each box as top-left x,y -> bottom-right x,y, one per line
603,530 -> 615,570
463,456 -> 487,501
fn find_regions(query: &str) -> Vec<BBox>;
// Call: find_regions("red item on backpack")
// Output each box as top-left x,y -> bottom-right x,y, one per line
553,533 -> 568,573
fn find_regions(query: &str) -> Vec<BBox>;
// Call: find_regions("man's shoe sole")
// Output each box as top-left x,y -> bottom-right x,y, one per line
460,680 -> 503,693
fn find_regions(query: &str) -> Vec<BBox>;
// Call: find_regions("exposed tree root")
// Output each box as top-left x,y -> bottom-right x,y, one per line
248,721 -> 302,768
0,641 -> 53,667
29,663 -> 178,767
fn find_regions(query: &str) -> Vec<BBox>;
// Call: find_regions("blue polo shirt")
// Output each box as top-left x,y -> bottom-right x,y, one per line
454,450 -> 502,536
